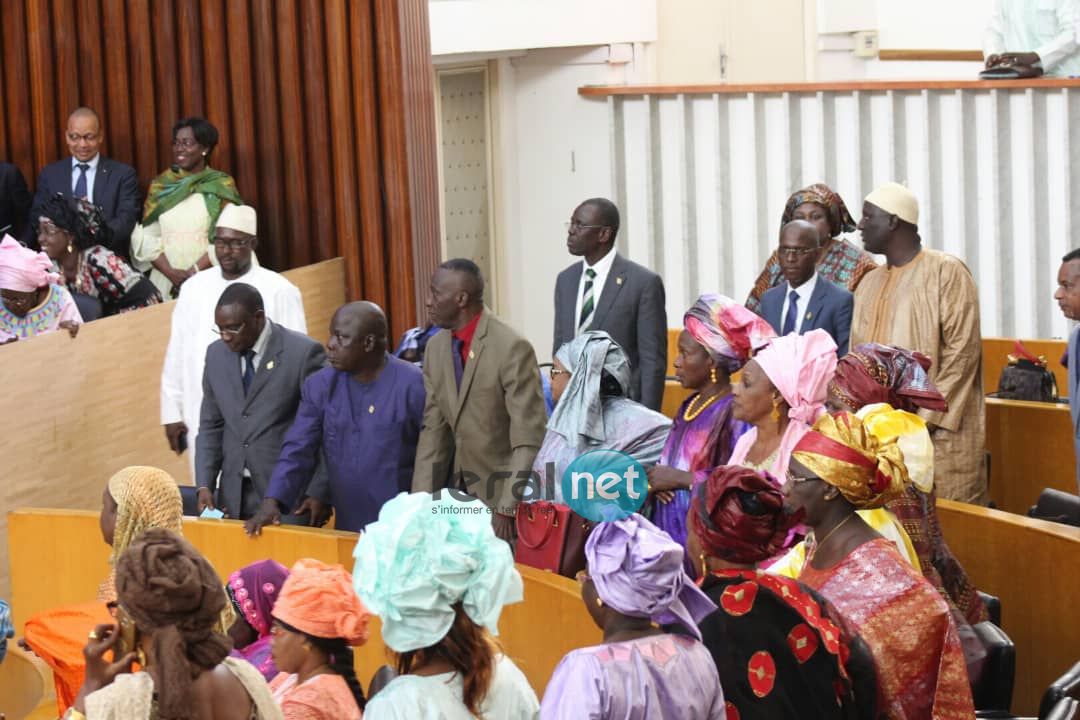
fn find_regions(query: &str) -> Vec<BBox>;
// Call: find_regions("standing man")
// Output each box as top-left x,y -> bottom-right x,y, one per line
850,182 -> 987,504
196,283 -> 326,520
553,198 -> 667,411
760,220 -> 853,355
1055,248 -> 1080,492
246,301 -> 426,534
30,107 -> 140,257
413,259 -> 547,540
984,0 -> 1080,78
161,204 -> 306,479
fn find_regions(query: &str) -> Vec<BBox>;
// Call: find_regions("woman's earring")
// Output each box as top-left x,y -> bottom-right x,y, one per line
699,553 -> 708,579
771,398 -> 782,422
710,367 -> 718,384
202,151 -> 207,156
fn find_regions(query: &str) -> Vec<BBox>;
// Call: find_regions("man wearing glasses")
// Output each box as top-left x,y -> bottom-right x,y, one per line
160,204 -> 307,479
759,219 -> 853,356
29,107 -> 139,257
553,198 -> 668,412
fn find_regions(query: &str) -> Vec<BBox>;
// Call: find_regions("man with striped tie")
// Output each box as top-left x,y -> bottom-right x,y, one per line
553,198 -> 667,411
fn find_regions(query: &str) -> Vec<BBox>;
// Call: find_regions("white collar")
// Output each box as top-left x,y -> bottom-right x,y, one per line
72,155 -> 100,170
583,247 -> 617,275
250,319 -> 273,359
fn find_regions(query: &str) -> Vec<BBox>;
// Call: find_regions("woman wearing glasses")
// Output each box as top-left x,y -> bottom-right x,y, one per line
131,117 -> 243,298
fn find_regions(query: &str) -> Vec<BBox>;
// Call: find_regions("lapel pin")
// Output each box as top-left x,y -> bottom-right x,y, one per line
616,277 -> 624,285
368,405 -> 375,414
266,360 -> 275,370
469,350 -> 475,359
805,312 -> 812,321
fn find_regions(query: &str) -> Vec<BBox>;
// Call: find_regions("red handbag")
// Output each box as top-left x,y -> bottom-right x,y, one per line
514,501 -> 570,573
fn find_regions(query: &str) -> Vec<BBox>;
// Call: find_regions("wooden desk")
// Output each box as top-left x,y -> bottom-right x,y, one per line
985,398 -> 1075,513
937,499 -> 1080,715
982,337 -> 1068,398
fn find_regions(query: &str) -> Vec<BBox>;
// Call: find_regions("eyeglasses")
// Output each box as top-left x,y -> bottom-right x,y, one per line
565,221 -> 608,234
172,137 -> 200,149
211,322 -> 246,338
67,132 -> 99,143
777,247 -> 818,259
212,237 -> 252,249
549,367 -> 570,379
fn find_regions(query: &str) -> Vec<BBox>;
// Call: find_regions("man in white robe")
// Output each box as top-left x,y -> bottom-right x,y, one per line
160,204 -> 306,479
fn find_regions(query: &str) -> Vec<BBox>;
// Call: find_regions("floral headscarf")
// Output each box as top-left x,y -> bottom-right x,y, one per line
780,183 -> 857,238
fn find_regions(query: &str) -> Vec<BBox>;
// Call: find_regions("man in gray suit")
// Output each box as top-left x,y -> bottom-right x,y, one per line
1055,247 -> 1080,491
196,283 -> 326,520
759,220 -> 854,355
553,198 -> 667,411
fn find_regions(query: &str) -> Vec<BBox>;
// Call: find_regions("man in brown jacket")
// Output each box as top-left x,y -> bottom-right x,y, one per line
412,258 -> 548,541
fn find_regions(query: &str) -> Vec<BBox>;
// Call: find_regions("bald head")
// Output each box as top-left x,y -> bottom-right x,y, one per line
327,301 -> 389,374
777,219 -> 821,288
337,301 -> 388,338
779,219 -> 821,247
66,107 -> 102,162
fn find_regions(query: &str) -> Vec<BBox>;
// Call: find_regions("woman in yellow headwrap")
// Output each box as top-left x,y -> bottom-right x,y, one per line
783,413 -> 975,720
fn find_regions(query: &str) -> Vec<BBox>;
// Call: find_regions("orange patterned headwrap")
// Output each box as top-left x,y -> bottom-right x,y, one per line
791,412 -> 909,509
272,559 -> 371,646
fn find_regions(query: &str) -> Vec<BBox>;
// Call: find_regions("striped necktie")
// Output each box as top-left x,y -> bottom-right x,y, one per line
578,268 -> 597,332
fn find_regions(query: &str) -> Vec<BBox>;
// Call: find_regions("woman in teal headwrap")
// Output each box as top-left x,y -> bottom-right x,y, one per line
130,117 -> 243,298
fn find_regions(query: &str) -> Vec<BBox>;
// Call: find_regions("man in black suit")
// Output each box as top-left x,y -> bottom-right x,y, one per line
553,198 -> 667,411
30,107 -> 140,258
0,163 -> 31,241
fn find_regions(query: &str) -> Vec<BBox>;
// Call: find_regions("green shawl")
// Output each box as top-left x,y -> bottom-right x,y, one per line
141,167 -> 243,230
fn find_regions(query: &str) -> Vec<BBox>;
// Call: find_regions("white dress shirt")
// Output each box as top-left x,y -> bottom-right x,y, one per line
779,272 -> 818,334
984,0 -> 1080,77
71,154 -> 100,203
573,247 -> 617,334
240,319 -> 273,375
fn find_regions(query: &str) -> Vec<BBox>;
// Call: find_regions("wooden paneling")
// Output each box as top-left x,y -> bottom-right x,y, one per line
0,258 -> 345,600
982,337 -> 1068,398
986,398 -> 1075,513
877,49 -> 985,62
937,499 -> 1080,715
0,0 -> 439,341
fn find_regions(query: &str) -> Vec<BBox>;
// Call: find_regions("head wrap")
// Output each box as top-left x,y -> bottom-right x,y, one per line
548,331 -> 632,447
792,412 -> 909,509
228,559 -> 288,639
0,598 -> 12,663
684,293 -> 777,373
586,514 -> 716,640
216,204 -> 257,236
830,342 -> 947,414
690,466 -> 803,564
272,559 -> 370,646
115,528 -> 231,720
0,234 -> 60,292
856,403 -> 934,493
353,492 -> 523,653
780,183 -> 857,238
865,182 -> 919,225
38,193 -> 111,250
753,329 -> 838,425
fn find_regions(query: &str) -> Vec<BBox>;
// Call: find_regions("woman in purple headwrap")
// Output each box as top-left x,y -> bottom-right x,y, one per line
226,559 -> 289,681
540,514 -> 725,719
645,294 -> 774,571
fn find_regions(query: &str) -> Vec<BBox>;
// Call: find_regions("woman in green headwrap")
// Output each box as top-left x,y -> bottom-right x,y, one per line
130,117 -> 243,298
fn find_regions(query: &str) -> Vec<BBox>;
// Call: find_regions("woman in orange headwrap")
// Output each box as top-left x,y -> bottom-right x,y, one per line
784,413 -> 975,719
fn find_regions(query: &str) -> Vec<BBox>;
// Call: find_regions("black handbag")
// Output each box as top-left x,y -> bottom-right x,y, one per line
995,342 -> 1058,402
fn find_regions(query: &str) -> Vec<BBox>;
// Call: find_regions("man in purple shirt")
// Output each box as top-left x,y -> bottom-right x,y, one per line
245,301 -> 426,534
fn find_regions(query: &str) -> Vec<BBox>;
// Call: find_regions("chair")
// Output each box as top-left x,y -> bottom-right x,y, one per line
1039,661 -> 1080,719
978,590 -> 1003,627
1028,489 -> 1080,527
0,646 -> 48,720
1045,697 -> 1079,720
971,621 -> 1015,714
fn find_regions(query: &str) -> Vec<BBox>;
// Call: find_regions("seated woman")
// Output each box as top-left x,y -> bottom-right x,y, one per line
23,466 -> 185,712
532,330 -> 671,498
785,412 -> 976,718
354,492 -> 539,719
227,559 -> 289,682
745,183 -> 878,314
37,194 -> 161,317
0,233 -> 81,343
686,465 -> 870,719
268,559 -> 368,719
70,528 -> 281,719
540,513 -> 724,719
646,294 -> 773,561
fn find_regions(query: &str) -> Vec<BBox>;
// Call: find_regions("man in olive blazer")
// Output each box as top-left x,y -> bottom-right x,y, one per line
412,259 -> 547,540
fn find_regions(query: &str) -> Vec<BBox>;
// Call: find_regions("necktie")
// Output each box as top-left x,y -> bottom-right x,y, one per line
74,163 -> 89,199
242,350 -> 256,394
578,268 -> 597,332
451,337 -> 465,389
782,289 -> 800,335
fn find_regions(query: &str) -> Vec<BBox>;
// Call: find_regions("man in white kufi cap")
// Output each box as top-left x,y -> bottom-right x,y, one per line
849,182 -> 988,504
160,204 -> 307,478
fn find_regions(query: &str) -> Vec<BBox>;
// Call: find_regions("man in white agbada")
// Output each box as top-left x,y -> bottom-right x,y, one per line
160,204 -> 306,478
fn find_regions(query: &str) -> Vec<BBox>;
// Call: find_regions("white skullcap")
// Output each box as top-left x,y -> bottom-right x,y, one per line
216,204 -> 257,236
865,182 -> 919,225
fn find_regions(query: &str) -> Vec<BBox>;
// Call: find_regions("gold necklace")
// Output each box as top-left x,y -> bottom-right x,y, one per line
811,515 -> 854,555
683,391 -> 721,422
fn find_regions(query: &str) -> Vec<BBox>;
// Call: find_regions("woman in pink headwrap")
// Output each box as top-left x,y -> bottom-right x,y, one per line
0,233 -> 81,344
729,329 -> 838,480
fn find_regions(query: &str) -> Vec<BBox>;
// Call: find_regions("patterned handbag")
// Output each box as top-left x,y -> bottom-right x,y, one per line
996,341 -> 1058,402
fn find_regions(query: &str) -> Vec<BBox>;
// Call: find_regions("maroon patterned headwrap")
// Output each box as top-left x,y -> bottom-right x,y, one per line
690,466 -> 803,564
829,343 -> 948,413
780,183 -> 857,238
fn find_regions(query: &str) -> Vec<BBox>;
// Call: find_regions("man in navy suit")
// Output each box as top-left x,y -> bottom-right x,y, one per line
1055,247 -> 1080,492
760,219 -> 853,355
30,107 -> 140,258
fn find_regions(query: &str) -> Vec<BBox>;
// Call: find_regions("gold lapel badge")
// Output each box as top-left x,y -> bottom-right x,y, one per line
266,361 -> 275,370
368,405 -> 375,414
616,277 -> 624,285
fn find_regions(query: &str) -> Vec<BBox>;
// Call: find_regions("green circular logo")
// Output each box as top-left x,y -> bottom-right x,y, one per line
562,449 -> 647,522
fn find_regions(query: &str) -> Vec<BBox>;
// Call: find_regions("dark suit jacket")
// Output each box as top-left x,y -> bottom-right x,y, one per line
196,322 -> 327,517
0,163 -> 31,241
553,252 -> 667,410
30,156 -> 140,257
761,276 -> 853,355
412,310 -> 548,515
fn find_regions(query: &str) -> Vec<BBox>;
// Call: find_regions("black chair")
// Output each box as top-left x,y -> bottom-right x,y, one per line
1028,489 -> 1080,527
179,485 -> 199,516
971,621 -> 1016,714
978,590 -> 1003,628
1040,662 -> 1080,719
1046,697 -> 1079,720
